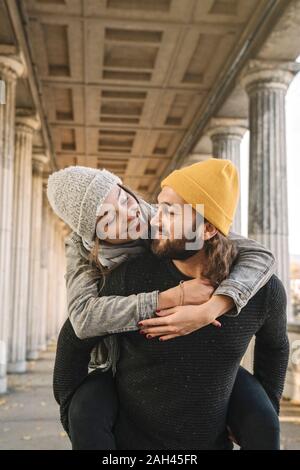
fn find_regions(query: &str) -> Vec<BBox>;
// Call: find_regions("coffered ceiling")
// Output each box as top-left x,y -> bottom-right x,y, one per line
18,0 -> 274,197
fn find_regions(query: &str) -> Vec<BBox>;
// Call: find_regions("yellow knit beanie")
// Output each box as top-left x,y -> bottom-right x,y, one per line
161,158 -> 239,236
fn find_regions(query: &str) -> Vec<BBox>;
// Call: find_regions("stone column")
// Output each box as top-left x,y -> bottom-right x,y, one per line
56,222 -> 67,335
207,118 -> 248,233
56,231 -> 63,336
53,220 -> 67,337
27,152 -> 49,360
241,60 -> 299,321
45,204 -> 53,344
8,111 -> 40,373
61,228 -> 68,328
59,224 -> 69,332
180,153 -> 211,168
46,209 -> 57,343
0,55 -> 24,393
53,219 -> 61,337
38,180 -> 50,352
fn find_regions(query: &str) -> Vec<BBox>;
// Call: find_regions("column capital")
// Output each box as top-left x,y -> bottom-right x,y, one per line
42,174 -> 49,190
241,60 -> 300,93
16,109 -> 41,133
207,117 -> 248,140
32,151 -> 49,173
181,154 -> 211,168
0,54 -> 25,79
43,171 -> 51,182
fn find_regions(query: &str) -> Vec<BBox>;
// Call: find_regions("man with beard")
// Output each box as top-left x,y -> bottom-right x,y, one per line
54,159 -> 289,450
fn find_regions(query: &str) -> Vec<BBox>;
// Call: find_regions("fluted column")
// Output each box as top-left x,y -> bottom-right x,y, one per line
207,118 -> 248,233
38,180 -> 50,352
46,209 -> 57,343
45,204 -> 53,344
8,111 -> 40,373
27,152 -> 49,360
242,60 -> 299,320
61,229 -> 68,329
0,55 -> 24,393
56,231 -> 63,336
53,219 -> 61,337
56,222 -> 67,335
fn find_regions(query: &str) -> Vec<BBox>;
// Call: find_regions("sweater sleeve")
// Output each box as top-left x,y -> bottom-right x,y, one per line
253,275 -> 290,414
65,231 -> 158,339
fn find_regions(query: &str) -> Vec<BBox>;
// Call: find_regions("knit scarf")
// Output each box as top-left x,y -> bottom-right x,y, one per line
81,237 -> 146,269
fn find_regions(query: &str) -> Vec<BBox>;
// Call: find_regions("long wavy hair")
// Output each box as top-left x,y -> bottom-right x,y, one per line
201,225 -> 238,287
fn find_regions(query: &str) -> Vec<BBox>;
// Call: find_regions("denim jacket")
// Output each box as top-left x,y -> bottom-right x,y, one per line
63,230 -> 276,374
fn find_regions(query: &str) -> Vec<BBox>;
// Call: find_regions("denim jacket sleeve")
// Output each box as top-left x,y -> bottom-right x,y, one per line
65,231 -> 159,339
214,231 -> 276,316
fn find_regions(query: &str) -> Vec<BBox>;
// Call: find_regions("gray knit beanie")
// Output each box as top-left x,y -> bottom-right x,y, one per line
47,166 -> 122,243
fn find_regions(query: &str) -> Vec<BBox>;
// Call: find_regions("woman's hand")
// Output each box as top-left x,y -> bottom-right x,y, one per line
138,295 -> 234,341
138,304 -> 221,341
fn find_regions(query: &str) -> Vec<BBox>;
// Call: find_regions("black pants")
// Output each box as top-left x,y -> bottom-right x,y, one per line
68,366 -> 280,450
227,366 -> 280,450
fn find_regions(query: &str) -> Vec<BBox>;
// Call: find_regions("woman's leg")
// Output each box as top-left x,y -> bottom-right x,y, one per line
227,366 -> 280,450
68,368 -> 118,450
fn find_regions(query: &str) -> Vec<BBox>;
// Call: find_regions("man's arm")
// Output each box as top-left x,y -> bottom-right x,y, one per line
254,275 -> 289,413
214,232 -> 276,316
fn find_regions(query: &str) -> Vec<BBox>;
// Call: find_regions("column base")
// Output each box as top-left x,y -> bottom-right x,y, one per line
0,376 -> 7,394
7,361 -> 27,374
26,351 -> 39,361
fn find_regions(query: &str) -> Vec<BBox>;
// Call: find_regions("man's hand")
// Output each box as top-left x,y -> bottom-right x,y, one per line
158,278 -> 215,310
139,295 -> 235,341
181,278 -> 215,306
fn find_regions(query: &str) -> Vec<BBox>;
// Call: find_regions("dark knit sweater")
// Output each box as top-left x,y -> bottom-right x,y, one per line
54,252 -> 289,450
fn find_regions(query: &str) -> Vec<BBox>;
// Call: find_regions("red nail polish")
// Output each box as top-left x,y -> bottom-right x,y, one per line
139,330 -> 145,335
147,335 -> 152,339
156,310 -> 161,313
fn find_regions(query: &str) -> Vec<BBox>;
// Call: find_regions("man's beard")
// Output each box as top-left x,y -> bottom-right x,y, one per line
151,237 -> 200,260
